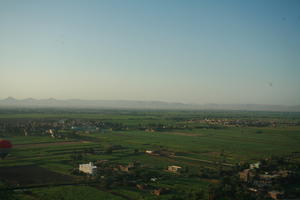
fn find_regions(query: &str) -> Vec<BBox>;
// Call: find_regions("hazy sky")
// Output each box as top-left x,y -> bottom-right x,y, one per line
0,0 -> 299,105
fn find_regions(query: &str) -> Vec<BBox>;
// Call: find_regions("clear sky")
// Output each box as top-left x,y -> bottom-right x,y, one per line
0,0 -> 299,105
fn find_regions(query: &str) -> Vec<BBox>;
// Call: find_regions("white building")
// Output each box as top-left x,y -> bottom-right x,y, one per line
250,162 -> 261,169
79,162 -> 97,175
46,129 -> 55,138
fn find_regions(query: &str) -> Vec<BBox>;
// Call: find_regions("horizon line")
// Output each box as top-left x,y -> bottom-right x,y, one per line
1,97 -> 299,107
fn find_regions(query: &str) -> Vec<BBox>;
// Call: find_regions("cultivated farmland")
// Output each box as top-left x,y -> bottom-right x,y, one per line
0,109 -> 300,200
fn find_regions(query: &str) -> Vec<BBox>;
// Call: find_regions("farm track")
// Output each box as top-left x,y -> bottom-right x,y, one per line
148,153 -> 233,168
3,182 -> 89,191
14,141 -> 92,148
209,134 -> 300,146
6,147 -> 123,161
171,155 -> 234,167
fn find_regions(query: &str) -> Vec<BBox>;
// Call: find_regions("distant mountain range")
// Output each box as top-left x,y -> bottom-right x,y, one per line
0,97 -> 299,112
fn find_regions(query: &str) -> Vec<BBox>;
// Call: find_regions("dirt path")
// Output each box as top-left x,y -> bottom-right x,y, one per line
162,132 -> 203,136
172,155 -> 234,167
14,141 -> 91,148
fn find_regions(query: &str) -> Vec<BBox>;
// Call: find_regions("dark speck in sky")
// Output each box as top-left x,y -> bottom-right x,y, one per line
267,82 -> 273,87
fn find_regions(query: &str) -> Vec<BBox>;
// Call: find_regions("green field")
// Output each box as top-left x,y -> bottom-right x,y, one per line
0,109 -> 300,199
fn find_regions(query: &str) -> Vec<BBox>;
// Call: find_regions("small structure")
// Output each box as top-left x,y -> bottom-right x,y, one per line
136,183 -> 148,190
152,188 -> 168,196
46,129 -> 55,138
277,170 -> 290,178
152,189 -> 163,196
145,128 -> 155,132
118,165 -> 132,172
250,162 -> 261,169
96,160 -> 109,165
150,177 -> 158,182
145,150 -> 153,154
145,150 -> 159,156
167,165 -> 182,173
79,162 -> 97,175
239,169 -> 255,182
117,162 -> 139,172
259,173 -> 279,181
268,191 -> 283,200
248,188 -> 258,192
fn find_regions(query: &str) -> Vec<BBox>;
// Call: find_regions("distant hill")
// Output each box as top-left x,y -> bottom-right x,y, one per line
0,97 -> 299,112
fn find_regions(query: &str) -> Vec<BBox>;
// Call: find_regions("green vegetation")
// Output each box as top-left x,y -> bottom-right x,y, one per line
0,109 -> 300,199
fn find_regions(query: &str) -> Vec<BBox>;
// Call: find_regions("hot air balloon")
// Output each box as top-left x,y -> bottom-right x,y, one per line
0,139 -> 12,159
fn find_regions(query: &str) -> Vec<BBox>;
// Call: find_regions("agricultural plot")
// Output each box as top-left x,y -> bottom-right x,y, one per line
0,165 -> 74,186
26,186 -> 126,200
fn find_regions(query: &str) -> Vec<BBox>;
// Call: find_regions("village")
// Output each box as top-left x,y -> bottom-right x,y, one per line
74,151 -> 184,197
187,119 -> 300,128
209,153 -> 300,200
72,148 -> 300,200
1,116 -> 298,139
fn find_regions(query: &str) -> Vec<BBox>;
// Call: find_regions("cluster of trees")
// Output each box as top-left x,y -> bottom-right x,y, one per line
137,123 -> 191,131
208,176 -> 272,200
0,183 -> 17,200
93,162 -> 165,189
